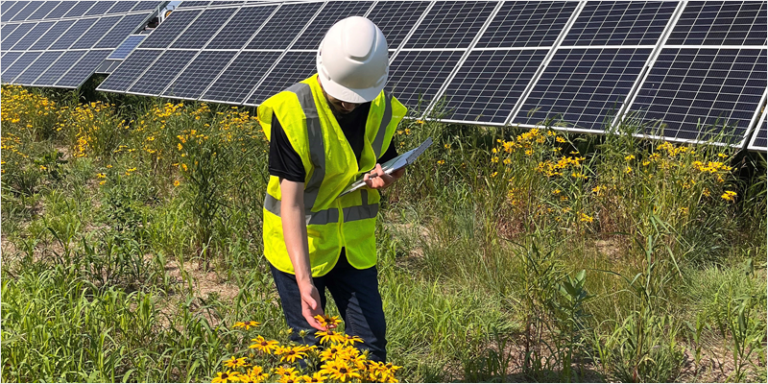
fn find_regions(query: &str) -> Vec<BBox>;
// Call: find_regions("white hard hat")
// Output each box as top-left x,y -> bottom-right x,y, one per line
316,16 -> 388,103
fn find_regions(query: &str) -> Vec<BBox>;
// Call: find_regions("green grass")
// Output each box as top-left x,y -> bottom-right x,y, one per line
1,84 -> 766,382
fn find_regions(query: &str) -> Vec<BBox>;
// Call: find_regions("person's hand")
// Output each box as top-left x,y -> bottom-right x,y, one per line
299,282 -> 325,331
363,163 -> 400,190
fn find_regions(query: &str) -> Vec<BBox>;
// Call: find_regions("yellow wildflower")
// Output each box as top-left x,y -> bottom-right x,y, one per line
721,190 -> 737,202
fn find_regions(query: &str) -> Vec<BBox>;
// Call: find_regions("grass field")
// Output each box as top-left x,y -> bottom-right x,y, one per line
1,83 -> 766,383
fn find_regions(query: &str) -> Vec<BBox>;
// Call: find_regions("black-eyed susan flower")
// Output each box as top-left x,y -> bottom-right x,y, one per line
721,190 -> 737,202
314,314 -> 340,330
276,345 -> 307,363
212,370 -> 240,383
316,330 -> 346,345
248,336 -> 278,354
223,356 -> 248,369
319,359 -> 361,382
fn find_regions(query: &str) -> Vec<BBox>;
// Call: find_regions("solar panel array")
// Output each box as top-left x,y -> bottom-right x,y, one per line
5,0 -> 766,151
1,1 -> 164,88
748,97 -> 767,151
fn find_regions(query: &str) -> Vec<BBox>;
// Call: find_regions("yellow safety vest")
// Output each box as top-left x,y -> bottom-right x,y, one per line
258,74 -> 407,277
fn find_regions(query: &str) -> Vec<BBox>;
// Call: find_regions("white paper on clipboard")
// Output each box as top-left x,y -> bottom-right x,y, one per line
339,137 -> 433,197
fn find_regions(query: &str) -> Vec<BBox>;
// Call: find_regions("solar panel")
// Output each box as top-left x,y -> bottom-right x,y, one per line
98,49 -> 163,92
201,51 -> 281,104
28,19 -> 75,50
108,1 -> 138,13
70,15 -> 123,49
93,13 -> 150,48
55,50 -> 111,88
562,1 -> 678,46
13,50 -> 63,85
0,51 -> 24,80
42,1 -> 76,19
628,48 -> 766,144
171,7 -> 237,49
139,10 -> 200,48
438,49 -> 549,124
27,1 -> 59,20
1,23 -> 20,41
49,19 -> 96,49
63,1 -> 97,18
10,1 -> 41,21
748,106 -> 767,151
387,50 -> 465,111
33,50 -> 86,86
107,35 -> 146,59
2,51 -> 41,83
178,1 -> 210,8
84,1 -> 116,16
128,50 -> 197,95
365,1 -> 430,49
403,1 -> 496,49
2,22 -> 35,47
667,1 -> 767,46
1,1 -> 27,22
9,21 -> 54,50
514,48 -> 654,132
163,50 -> 237,99
246,51 -> 318,105
245,2 -> 323,50
131,2 -> 162,12
1,1 -> 18,17
291,1 -> 373,50
476,1 -> 578,48
205,4 -> 278,50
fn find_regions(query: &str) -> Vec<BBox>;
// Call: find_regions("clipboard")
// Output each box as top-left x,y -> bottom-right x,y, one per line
340,137 -> 433,197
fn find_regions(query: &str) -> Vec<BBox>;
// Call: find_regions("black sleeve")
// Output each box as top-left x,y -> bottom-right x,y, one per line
377,138 -> 398,164
268,113 -> 306,183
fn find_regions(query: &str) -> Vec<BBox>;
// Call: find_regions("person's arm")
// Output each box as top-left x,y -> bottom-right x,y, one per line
280,178 -> 325,331
363,140 -> 405,189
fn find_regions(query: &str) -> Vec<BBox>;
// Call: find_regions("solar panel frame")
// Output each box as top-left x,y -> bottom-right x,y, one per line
33,50 -> 87,86
667,1 -> 767,46
747,97 -> 767,151
1,1 -> 28,22
562,1 -> 679,47
2,21 -> 36,47
13,50 -> 63,85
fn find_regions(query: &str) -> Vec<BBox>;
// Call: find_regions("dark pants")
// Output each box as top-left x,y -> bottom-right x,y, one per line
269,250 -> 387,362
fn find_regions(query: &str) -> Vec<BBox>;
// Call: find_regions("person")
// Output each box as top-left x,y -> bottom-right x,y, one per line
257,16 -> 407,363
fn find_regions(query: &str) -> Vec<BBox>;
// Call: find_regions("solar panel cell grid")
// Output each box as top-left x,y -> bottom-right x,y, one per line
108,35 -> 146,59
476,1 -> 577,49
631,48 -> 767,144
63,1 -> 97,18
178,1 -> 210,7
404,1 -> 496,49
515,48 -> 653,132
440,49 -> 548,124
751,111 -> 767,149
163,50 -> 237,99
171,7 -> 237,49
2,51 -> 42,83
43,1 -> 77,19
0,23 -> 20,41
27,1 -> 59,20
387,50 -> 464,111
246,2 -> 322,50
2,22 -> 35,47
202,51 -> 281,104
94,13 -> 149,48
205,5 -> 277,50
1,1 -> 27,22
0,51 -> 24,79
667,1 -> 767,46
29,19 -> 75,49
85,1 -> 116,16
49,19 -> 95,49
365,1 -> 430,49
128,50 -> 197,95
56,49 -> 111,87
33,50 -> 86,85
10,1 -> 41,21
14,50 -> 63,85
291,1 -> 373,50
98,49 -> 162,91
1,1 -> 18,17
107,1 -> 137,13
10,21 -> 55,50
70,15 -> 122,49
131,2 -> 161,12
247,51 -> 318,105
140,10 -> 200,48
562,1 -> 677,46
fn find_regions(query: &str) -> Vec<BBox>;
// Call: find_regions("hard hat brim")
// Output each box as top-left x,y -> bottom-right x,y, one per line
320,74 -> 387,104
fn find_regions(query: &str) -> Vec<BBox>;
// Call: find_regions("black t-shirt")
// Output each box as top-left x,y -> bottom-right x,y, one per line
268,102 -> 398,182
